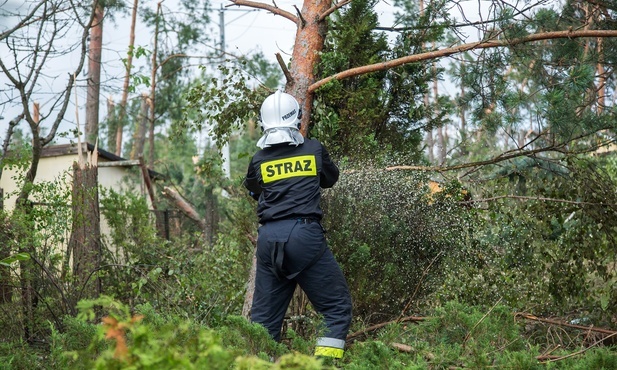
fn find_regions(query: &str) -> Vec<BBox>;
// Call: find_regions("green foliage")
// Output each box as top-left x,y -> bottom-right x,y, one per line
444,0 -> 617,162
100,188 -> 159,265
0,252 -> 30,267
345,340 -> 428,370
46,297 -> 335,370
4,294 -> 617,369
314,0 -> 427,158
340,301 -> 617,369
239,51 -> 283,89
0,340 -> 42,370
0,169 -> 78,341
5,0 -> 617,368
1,139 -> 31,172
437,157 -> 617,322
97,185 -> 253,323
217,315 -> 288,358
68,296 -> 237,369
121,45 -> 152,93
179,64 -> 268,147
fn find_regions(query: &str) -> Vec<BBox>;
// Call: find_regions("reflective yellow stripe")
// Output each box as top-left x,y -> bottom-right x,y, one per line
314,346 -> 344,359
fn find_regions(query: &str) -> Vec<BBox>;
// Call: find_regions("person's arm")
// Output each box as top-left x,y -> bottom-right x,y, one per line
243,159 -> 262,200
320,144 -> 339,188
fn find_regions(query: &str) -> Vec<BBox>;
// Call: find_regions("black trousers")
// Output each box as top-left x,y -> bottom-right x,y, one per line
251,219 -> 352,342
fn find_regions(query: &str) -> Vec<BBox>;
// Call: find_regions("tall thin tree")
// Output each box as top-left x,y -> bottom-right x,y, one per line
115,0 -> 140,156
85,0 -> 104,143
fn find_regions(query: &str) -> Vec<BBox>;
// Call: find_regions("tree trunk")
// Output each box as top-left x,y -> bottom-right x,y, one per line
85,2 -> 104,143
425,92 -> 434,164
0,116 -> 21,182
0,206 -> 12,304
203,186 -> 219,245
242,251 -> 257,319
148,2 -> 161,167
459,70 -> 467,157
131,93 -> 149,160
286,0 -> 331,134
15,105 -> 43,343
116,0 -> 140,156
597,37 -> 605,113
68,161 -> 101,304
106,97 -> 117,152
437,126 -> 445,165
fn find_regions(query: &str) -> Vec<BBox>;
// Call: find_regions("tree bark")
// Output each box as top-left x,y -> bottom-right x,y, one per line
203,185 -> 218,245
148,2 -> 161,167
106,97 -> 117,152
0,115 -> 22,182
0,210 -> 13,304
425,93 -> 434,164
242,250 -> 257,318
284,0 -> 331,135
68,161 -> 101,304
85,2 -> 104,143
130,93 -> 149,160
116,0 -> 140,156
597,37 -> 605,113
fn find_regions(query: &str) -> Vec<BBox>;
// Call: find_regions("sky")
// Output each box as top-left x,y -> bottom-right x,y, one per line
0,0 -> 490,149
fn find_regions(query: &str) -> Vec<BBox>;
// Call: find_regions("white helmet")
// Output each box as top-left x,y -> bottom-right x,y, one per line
260,90 -> 302,131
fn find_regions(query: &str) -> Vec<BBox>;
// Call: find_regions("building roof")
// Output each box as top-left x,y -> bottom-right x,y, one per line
42,142 -> 164,180
42,142 -> 123,161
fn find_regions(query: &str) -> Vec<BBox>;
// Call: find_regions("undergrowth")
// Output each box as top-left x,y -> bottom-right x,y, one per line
1,298 -> 615,369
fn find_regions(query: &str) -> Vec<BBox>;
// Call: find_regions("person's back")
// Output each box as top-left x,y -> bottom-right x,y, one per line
244,138 -> 338,223
244,91 -> 352,361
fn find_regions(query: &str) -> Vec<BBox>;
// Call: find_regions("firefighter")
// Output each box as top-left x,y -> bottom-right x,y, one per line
243,90 -> 352,359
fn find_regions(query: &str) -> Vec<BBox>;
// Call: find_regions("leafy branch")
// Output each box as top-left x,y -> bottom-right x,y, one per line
310,29 -> 617,92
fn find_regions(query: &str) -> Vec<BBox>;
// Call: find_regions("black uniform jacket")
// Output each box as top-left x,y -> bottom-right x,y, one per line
243,138 -> 339,224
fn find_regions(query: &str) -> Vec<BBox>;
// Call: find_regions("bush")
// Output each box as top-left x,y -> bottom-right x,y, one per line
322,165 -> 472,321
435,158 -> 617,323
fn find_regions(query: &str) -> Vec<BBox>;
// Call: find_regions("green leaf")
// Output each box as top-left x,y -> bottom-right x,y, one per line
600,292 -> 610,311
0,252 -> 31,267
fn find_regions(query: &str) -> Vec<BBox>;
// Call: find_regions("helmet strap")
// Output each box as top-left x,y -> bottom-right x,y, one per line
296,108 -> 302,129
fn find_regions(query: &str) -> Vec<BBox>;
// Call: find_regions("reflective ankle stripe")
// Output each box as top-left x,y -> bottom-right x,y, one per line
314,337 -> 345,359
315,346 -> 344,359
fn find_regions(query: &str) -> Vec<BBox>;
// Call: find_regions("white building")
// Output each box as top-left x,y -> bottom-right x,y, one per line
1,142 -> 159,212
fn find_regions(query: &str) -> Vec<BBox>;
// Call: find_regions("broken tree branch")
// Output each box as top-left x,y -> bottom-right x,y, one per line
161,186 -> 207,230
391,342 -> 413,353
309,29 -> 617,92
516,313 -> 617,336
539,332 -> 617,364
293,5 -> 305,27
276,52 -> 293,84
347,311 -> 617,346
346,315 -> 426,342
461,195 -> 617,208
462,298 -> 503,348
227,0 -> 298,24
139,156 -> 157,210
